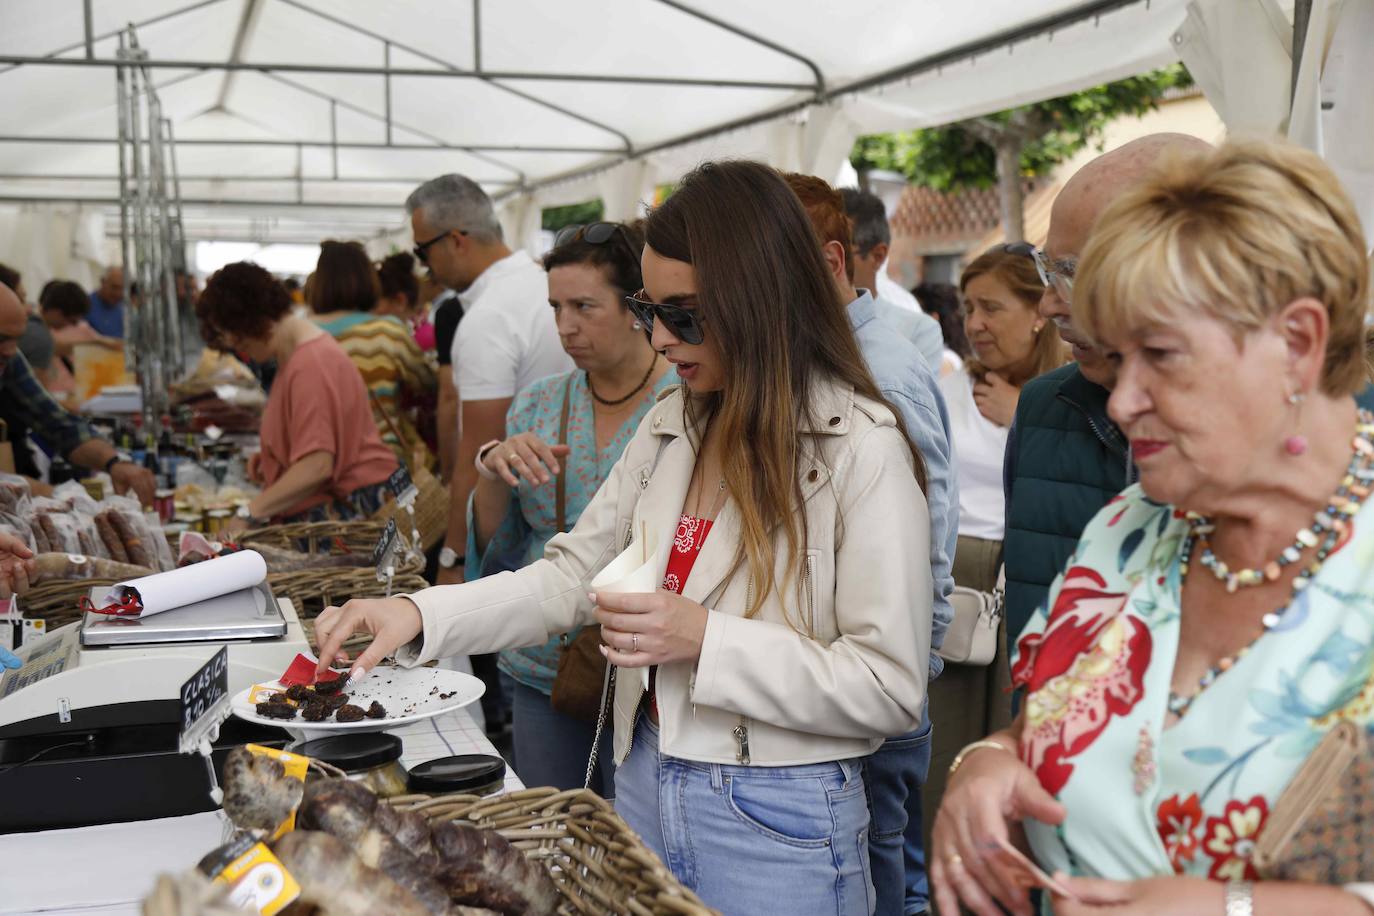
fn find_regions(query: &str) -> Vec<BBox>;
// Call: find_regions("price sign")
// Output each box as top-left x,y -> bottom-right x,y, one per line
178,645 -> 230,755
387,464 -> 418,507
372,517 -> 400,574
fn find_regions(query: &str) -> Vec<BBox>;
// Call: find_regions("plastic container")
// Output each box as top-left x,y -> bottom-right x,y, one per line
298,733 -> 408,798
406,754 -> 506,797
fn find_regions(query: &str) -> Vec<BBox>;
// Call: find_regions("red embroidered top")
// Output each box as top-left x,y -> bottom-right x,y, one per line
663,514 -> 713,593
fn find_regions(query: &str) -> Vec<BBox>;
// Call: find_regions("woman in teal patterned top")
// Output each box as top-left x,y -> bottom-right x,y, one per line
465,222 -> 672,795
931,141 -> 1374,916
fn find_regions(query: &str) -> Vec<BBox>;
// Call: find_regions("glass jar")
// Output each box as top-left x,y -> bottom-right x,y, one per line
298,733 -> 407,798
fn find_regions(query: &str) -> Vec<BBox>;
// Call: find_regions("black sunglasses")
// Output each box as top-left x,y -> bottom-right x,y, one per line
552,221 -> 640,260
624,289 -> 705,345
413,229 -> 466,265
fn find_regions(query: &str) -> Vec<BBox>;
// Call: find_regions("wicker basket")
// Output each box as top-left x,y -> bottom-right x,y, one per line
390,788 -> 716,915
239,520 -> 428,618
21,578 -> 121,629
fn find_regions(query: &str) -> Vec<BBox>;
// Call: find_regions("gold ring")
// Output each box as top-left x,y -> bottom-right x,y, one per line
507,453 -> 519,462
949,854 -> 963,868
631,633 -> 640,652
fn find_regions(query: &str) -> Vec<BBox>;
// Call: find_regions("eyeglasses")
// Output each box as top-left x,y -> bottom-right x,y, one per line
1027,245 -> 1075,303
624,290 -> 705,345
412,229 -> 466,265
554,221 -> 626,248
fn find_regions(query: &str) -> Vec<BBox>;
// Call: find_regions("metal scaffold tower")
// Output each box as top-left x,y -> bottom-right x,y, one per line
115,25 -> 187,437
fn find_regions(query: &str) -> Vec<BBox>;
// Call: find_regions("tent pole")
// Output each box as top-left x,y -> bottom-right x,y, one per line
656,0 -> 825,97
330,100 -> 338,180
1291,0 -> 1312,103
473,0 -> 482,71
83,0 -> 94,59
384,42 -> 392,146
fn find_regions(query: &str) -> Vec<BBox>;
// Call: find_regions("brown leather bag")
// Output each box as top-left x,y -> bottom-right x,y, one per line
548,379 -> 610,723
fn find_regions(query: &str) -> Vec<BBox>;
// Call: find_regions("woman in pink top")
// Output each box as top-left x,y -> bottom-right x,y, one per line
195,262 -> 397,537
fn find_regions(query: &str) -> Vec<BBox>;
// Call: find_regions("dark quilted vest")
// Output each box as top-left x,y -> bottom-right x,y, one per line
1003,364 -> 1130,646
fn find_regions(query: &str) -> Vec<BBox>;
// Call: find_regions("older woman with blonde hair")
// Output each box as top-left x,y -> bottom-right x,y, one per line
931,138 -> 1374,916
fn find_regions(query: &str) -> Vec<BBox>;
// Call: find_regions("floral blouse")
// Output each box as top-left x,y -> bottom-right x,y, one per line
1012,484 -> 1374,885
465,370 -> 675,696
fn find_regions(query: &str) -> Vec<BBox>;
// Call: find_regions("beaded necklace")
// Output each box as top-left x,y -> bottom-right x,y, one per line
1168,412 -> 1374,719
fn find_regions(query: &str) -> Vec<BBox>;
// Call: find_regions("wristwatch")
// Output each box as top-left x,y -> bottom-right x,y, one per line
103,455 -> 122,474
438,546 -> 465,569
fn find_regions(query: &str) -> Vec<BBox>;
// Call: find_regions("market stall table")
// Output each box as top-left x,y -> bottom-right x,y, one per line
0,707 -> 520,915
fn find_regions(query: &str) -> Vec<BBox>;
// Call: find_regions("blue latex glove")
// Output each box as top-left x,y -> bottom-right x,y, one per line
0,646 -> 20,669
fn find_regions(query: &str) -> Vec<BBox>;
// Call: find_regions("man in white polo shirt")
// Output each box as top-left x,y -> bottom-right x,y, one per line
406,174 -> 572,586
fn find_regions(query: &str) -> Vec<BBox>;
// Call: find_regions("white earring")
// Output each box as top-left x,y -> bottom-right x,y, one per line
632,320 -> 642,330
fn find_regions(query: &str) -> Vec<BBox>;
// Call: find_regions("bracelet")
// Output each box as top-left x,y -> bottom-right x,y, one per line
103,455 -> 121,474
1224,881 -> 1254,916
474,439 -> 503,481
948,739 -> 1014,778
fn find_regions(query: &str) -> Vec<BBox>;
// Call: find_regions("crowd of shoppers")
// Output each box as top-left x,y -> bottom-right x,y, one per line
5,129 -> 1374,916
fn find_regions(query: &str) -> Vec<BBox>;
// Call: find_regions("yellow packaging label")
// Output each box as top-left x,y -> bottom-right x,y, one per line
245,743 -> 309,838
213,841 -> 301,916
248,684 -> 287,705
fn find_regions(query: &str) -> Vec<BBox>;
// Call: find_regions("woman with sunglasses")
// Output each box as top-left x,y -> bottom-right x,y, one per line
316,161 -> 933,914
467,221 -> 672,796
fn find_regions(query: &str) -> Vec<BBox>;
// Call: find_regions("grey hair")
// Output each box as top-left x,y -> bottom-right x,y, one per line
840,187 -> 891,255
405,174 -> 504,244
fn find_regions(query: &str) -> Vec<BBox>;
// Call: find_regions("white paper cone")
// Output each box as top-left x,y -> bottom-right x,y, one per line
590,530 -> 666,689
107,549 -> 268,617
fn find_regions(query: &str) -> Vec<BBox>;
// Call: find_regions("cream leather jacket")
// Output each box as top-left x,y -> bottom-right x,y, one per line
399,377 -> 932,767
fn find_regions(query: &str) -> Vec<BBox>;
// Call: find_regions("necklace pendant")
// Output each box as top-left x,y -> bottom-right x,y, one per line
1225,574 -> 1239,594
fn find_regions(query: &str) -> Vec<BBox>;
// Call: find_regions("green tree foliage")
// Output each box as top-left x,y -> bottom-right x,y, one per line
850,64 -> 1193,192
541,198 -> 605,232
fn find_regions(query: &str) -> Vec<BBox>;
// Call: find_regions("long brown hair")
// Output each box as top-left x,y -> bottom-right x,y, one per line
310,240 -> 382,314
960,245 -> 1068,384
645,160 -> 926,624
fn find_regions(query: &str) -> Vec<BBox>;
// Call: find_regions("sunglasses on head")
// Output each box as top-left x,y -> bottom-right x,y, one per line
624,290 -> 706,346
1011,242 -> 1075,303
554,221 -> 629,247
412,228 -> 467,265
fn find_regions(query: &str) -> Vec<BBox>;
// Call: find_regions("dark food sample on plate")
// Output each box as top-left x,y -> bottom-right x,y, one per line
323,692 -> 351,710
313,675 -> 345,695
335,704 -> 366,723
284,683 -> 313,703
365,701 -> 387,719
438,692 -> 456,700
300,702 -> 329,722
256,700 -> 299,720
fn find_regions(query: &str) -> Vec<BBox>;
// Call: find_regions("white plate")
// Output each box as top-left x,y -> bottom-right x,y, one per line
229,666 -> 485,735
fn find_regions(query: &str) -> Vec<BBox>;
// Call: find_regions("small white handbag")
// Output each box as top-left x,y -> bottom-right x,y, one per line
936,568 -> 1005,667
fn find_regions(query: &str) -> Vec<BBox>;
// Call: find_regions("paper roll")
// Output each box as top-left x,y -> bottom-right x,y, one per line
591,529 -> 666,689
107,549 -> 268,618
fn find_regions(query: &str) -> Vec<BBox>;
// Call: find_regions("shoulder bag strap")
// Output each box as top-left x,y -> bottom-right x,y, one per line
555,375 -> 573,534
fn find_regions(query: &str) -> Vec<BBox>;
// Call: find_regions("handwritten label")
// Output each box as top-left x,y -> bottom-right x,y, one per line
372,517 -> 400,581
387,464 -> 417,507
178,645 -> 230,754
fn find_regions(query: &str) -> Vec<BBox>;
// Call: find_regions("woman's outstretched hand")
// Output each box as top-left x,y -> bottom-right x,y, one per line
313,596 -> 424,682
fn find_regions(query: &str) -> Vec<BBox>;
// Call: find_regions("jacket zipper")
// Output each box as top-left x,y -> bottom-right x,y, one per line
620,519 -> 638,758
802,554 -> 815,634
731,572 -> 755,764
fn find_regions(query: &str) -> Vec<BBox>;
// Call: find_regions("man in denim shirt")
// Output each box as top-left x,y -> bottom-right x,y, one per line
786,174 -> 956,915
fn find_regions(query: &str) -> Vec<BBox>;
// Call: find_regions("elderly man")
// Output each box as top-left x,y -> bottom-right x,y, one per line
1002,133 -> 1214,647
840,187 -> 947,371
88,265 -> 127,339
406,174 -> 571,586
0,282 -> 154,505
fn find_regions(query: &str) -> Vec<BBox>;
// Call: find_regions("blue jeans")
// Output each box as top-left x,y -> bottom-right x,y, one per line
505,674 -> 614,797
615,716 -> 874,916
863,717 -> 933,915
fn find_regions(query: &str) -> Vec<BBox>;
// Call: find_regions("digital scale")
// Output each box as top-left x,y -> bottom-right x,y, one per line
0,580 -> 312,833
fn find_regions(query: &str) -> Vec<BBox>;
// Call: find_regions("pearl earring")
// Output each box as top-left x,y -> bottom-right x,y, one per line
632,320 -> 642,331
1285,390 -> 1308,456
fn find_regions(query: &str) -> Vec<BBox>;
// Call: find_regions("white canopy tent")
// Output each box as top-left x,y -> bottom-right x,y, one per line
0,0 -> 1191,258
0,0 -> 1360,277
